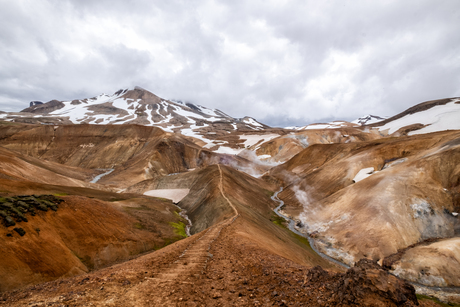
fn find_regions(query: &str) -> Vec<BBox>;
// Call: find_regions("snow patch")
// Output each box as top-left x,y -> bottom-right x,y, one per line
239,134 -> 279,149
144,189 -> 190,203
257,154 -> 272,159
213,146 -> 244,155
352,167 -> 375,182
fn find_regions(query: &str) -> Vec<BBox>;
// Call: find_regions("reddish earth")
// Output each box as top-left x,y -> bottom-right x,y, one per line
0,189 -> 188,292
0,214 -> 437,307
0,164 -> 430,306
0,119 -> 456,305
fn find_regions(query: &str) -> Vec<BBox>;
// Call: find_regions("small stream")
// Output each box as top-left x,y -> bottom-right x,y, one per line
178,207 -> 193,237
90,169 -> 115,183
271,188 -> 349,268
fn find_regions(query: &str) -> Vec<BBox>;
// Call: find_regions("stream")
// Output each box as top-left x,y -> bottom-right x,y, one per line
90,169 -> 115,183
271,187 -> 349,269
177,206 -> 192,237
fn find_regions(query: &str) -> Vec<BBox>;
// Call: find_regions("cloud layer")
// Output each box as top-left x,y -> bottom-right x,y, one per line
1,0 -> 459,127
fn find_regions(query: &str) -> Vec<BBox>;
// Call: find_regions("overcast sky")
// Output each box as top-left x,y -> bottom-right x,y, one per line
1,0 -> 459,127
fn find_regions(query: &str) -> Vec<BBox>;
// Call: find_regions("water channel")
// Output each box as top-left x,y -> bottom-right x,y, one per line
271,187 -> 349,269
90,169 -> 115,183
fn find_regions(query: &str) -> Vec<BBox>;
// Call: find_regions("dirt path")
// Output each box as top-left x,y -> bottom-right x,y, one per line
217,164 -> 238,216
122,164 -> 239,305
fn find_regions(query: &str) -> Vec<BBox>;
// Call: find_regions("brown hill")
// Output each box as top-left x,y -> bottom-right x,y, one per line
0,116 -> 456,304
267,130 -> 460,291
0,123 -> 267,189
0,185 -> 188,292
0,160 -> 427,306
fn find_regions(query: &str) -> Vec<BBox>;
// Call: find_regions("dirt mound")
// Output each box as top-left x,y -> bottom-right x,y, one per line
305,259 -> 417,306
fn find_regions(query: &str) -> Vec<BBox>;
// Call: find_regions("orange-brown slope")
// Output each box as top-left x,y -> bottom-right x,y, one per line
267,130 -> 460,285
0,164 -> 427,307
0,123 -> 268,189
255,127 -> 383,163
0,182 -> 188,292
0,124 -> 166,169
0,146 -> 98,188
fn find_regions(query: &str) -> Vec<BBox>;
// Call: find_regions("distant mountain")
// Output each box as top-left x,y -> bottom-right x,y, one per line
286,121 -> 356,130
2,86 -> 276,156
19,86 -> 269,132
351,115 -> 386,126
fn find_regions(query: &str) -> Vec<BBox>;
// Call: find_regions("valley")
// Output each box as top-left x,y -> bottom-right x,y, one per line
0,88 -> 459,306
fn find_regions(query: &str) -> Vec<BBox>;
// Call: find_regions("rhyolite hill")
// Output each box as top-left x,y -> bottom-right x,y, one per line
0,89 -> 459,305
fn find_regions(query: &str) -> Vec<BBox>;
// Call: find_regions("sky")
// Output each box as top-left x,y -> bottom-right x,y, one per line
1,0 -> 459,127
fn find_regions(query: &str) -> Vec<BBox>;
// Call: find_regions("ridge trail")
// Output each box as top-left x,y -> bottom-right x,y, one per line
217,164 -> 239,217
125,164 -> 239,305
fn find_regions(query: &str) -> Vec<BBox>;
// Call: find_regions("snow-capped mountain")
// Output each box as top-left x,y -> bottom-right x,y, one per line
18,86 -> 268,132
352,115 -> 386,126
372,97 -> 460,135
0,86 -> 276,156
286,121 -> 356,130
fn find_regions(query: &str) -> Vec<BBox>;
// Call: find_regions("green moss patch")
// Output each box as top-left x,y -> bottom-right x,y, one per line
169,221 -> 187,238
270,214 -> 287,228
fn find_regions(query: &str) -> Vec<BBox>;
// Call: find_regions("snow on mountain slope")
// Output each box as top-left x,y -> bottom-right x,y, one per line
12,86 -> 273,156
376,98 -> 460,135
39,87 -> 235,128
287,121 -> 357,130
352,115 -> 386,126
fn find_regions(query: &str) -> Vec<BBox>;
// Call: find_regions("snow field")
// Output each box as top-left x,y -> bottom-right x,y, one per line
378,99 -> 460,135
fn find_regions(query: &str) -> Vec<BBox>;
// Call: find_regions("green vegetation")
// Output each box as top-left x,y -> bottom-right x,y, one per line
53,193 -> 68,196
0,121 -> 21,126
270,213 -> 287,228
174,210 -> 187,223
416,294 -> 460,307
0,194 -> 63,235
270,214 -> 316,253
169,221 -> 187,238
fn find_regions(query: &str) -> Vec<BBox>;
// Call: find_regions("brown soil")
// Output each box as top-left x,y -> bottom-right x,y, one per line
0,215 -> 433,307
0,192 -> 186,292
0,164 -> 428,306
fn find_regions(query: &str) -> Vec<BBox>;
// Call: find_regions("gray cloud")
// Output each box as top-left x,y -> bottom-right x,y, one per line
0,0 -> 459,127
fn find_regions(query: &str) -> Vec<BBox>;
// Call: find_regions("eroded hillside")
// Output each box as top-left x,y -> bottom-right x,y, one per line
268,130 -> 460,295
1,95 -> 460,305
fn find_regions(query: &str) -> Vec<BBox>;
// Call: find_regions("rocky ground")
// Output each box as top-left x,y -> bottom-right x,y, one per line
0,215 -> 440,306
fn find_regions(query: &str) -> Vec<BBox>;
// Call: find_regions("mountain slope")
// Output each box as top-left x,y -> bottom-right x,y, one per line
17,86 -> 267,131
267,129 -> 460,289
370,97 -> 460,135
